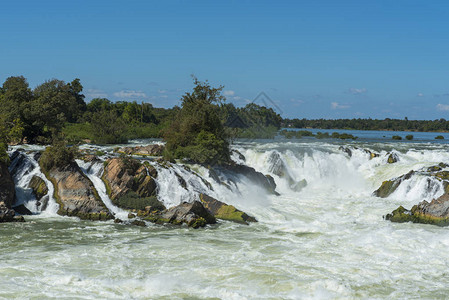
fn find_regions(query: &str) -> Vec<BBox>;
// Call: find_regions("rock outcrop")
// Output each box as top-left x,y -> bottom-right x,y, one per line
28,175 -> 49,211
115,144 -> 165,156
219,164 -> 279,195
386,193 -> 449,226
0,162 -> 16,208
199,193 -> 256,224
387,152 -> 399,164
140,201 -> 216,228
374,170 -> 415,198
46,162 -> 113,220
374,163 -> 449,198
0,202 -> 25,223
102,157 -> 162,210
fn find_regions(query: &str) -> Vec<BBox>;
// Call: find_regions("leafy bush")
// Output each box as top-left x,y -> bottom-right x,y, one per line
40,141 -> 78,172
405,135 -> 414,140
392,135 -> 402,140
435,135 -> 444,140
113,193 -> 164,211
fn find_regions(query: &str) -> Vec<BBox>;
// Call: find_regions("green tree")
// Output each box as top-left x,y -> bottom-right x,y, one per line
29,79 -> 86,140
90,110 -> 127,144
164,77 -> 230,164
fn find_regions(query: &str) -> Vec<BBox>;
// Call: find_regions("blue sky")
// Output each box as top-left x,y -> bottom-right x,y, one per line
1,0 -> 449,120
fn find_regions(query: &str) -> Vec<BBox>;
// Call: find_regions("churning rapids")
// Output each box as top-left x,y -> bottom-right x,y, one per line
3,138 -> 449,299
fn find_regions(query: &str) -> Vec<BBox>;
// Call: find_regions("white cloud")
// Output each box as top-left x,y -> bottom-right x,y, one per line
113,90 -> 147,98
417,93 -> 424,97
331,102 -> 350,109
158,89 -> 167,94
437,104 -> 449,111
85,89 -> 108,99
223,90 -> 235,96
348,88 -> 367,95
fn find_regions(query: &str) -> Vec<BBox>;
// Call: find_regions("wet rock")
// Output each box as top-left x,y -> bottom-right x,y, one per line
12,204 -> 32,215
156,201 -> 216,228
115,144 -> 165,156
0,161 -> 16,208
267,152 -> 289,178
231,149 -> 246,162
339,146 -> 353,157
373,170 -> 415,198
221,164 -> 278,195
387,152 -> 399,164
199,193 -> 256,224
386,193 -> 449,226
102,157 -> 161,210
28,175 -> 48,200
0,202 -> 24,223
45,162 -> 113,221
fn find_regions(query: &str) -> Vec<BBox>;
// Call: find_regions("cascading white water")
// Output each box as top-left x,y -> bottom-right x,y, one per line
76,159 -> 129,220
8,151 -> 59,215
7,140 -> 449,298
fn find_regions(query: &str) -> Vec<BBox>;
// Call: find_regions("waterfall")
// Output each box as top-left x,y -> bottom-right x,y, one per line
8,151 -> 59,215
76,159 -> 129,220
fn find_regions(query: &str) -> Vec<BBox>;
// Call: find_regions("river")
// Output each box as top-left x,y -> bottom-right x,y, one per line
2,134 -> 449,299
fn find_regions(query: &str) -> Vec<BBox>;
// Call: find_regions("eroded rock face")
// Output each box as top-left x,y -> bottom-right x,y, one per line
387,153 -> 399,164
0,162 -> 16,208
115,144 -> 165,156
28,175 -> 48,200
386,193 -> 449,226
47,163 -> 112,220
199,193 -> 256,224
0,202 -> 24,223
102,157 -> 160,210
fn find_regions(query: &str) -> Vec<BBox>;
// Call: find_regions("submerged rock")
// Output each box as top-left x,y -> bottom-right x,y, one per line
0,161 -> 16,208
102,157 -> 162,210
45,162 -> 113,221
386,193 -> 449,226
199,193 -> 256,224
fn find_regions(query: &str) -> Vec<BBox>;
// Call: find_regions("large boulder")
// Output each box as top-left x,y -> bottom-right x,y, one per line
199,193 -> 256,224
142,201 -> 216,228
220,164 -> 278,195
373,170 -> 415,198
0,161 -> 16,208
386,193 -> 449,226
0,202 -> 24,223
102,157 -> 162,210
46,163 -> 113,220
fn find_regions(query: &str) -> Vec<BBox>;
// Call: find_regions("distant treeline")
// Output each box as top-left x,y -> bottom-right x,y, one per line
0,76 -> 282,147
284,118 -> 449,132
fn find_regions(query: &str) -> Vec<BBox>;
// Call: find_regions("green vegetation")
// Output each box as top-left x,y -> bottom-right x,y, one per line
392,135 -> 402,140
163,77 -> 230,164
406,134 -> 414,140
40,141 -> 79,172
435,135 -> 445,140
279,130 -> 357,140
285,118 -> 449,132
